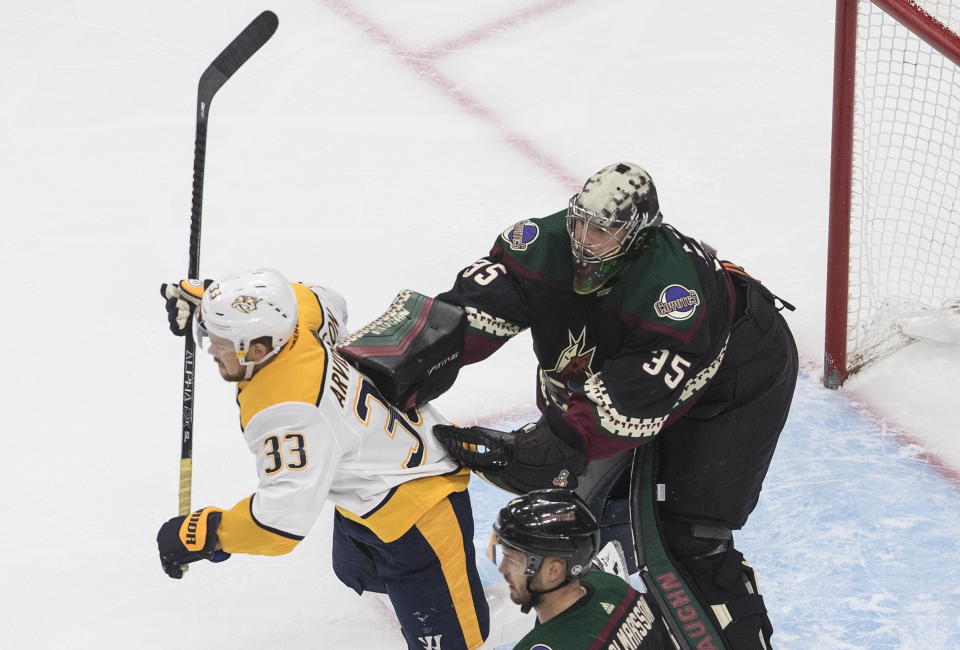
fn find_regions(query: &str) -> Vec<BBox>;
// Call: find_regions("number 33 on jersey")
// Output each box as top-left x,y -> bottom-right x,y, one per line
214,283 -> 467,556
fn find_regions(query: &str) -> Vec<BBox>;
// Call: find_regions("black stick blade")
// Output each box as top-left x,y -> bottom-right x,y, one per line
199,10 -> 279,105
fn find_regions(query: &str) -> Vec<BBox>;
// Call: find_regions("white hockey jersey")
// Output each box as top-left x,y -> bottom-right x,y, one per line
217,283 -> 468,555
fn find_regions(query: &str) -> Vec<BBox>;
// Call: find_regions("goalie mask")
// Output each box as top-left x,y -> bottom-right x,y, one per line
196,268 -> 298,379
490,489 -> 600,612
567,162 -> 663,294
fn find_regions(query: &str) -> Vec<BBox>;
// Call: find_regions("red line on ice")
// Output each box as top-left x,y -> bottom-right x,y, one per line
319,0 -> 580,191
848,392 -> 960,490
319,3 -> 960,490
425,0 -> 582,57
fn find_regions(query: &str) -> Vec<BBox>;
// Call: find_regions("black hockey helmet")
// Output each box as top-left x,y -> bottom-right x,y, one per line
493,489 -> 601,581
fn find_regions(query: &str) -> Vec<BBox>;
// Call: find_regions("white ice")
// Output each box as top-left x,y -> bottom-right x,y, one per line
2,1 -> 958,648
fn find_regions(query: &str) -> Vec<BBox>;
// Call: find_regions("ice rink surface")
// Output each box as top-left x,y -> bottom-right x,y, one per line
2,1 -> 958,648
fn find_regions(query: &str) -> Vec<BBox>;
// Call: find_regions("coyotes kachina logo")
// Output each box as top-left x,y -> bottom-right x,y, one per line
542,328 -> 597,408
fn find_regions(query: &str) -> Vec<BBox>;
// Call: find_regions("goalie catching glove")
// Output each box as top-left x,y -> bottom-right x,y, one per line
160,279 -> 213,337
156,507 -> 231,579
433,417 -> 588,493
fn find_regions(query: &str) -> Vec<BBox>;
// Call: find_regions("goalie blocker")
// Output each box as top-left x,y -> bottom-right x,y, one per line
337,291 -> 467,412
340,291 -> 590,493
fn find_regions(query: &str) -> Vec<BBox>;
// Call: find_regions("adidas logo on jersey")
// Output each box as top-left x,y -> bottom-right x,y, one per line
602,601 -> 615,615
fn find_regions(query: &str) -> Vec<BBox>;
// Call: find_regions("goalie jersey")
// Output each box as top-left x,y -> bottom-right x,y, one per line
216,283 -> 467,555
437,211 -> 737,460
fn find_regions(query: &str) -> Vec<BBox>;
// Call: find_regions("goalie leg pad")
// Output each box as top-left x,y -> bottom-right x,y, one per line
665,520 -> 773,649
574,451 -> 637,573
681,550 -> 772,649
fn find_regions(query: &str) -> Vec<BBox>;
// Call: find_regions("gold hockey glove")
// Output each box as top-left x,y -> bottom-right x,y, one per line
160,279 -> 212,337
156,507 -> 230,579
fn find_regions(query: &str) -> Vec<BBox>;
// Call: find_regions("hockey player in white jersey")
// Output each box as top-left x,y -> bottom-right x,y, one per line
156,268 -> 489,650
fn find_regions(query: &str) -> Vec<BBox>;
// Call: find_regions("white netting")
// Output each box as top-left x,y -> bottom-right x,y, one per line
848,0 -> 960,371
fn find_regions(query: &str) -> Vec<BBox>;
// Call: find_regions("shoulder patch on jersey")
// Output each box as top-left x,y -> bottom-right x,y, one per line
612,227 -> 710,334
501,220 -> 540,251
530,645 -> 553,650
491,211 -> 573,288
653,284 -> 701,321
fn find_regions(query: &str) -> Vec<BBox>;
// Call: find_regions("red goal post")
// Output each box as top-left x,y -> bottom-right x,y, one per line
824,0 -> 960,388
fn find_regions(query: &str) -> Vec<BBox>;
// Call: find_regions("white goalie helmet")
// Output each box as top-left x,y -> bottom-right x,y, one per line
197,268 -> 298,375
567,162 -> 663,294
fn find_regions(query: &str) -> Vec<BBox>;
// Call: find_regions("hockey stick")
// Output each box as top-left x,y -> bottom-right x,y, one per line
179,10 -> 279,517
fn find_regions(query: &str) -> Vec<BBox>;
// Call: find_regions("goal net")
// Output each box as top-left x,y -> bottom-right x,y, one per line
824,0 -> 960,387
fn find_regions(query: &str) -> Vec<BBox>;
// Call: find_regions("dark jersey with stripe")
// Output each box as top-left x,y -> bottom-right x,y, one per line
513,571 -> 671,650
437,211 -> 735,459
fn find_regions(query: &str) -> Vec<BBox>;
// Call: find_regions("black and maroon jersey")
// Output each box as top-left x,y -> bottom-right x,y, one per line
437,210 -> 736,459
